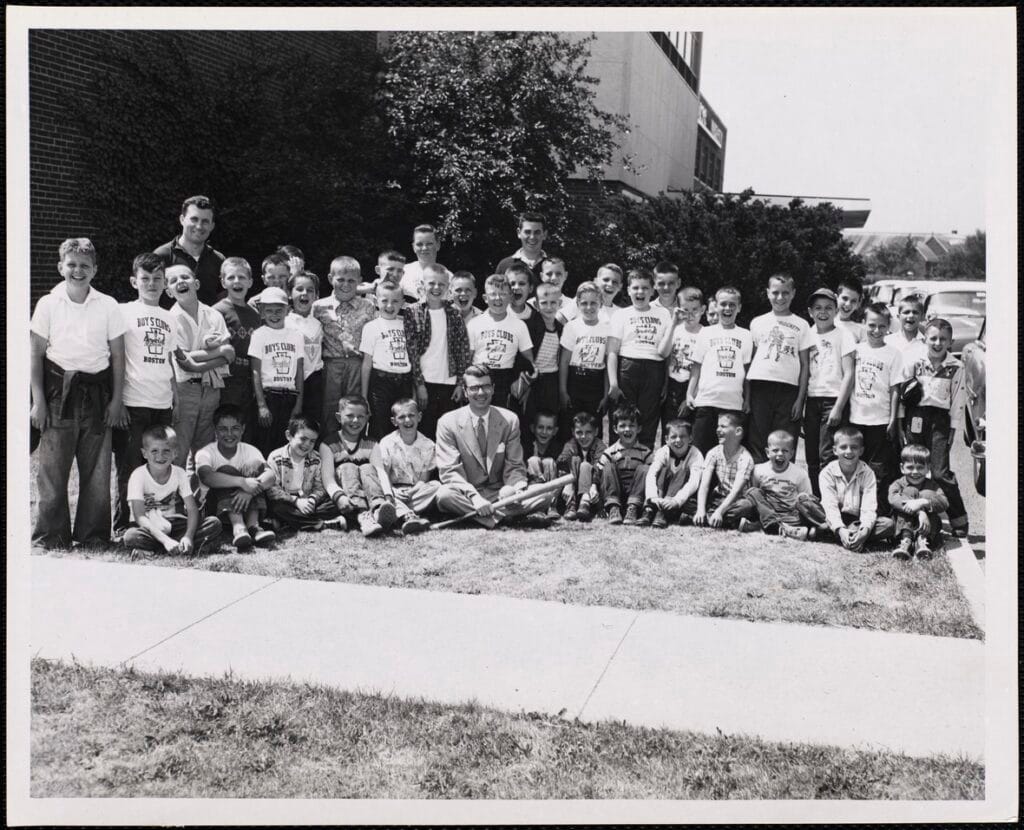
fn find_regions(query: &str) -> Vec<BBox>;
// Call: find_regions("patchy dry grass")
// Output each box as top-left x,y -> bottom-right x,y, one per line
31,658 -> 984,800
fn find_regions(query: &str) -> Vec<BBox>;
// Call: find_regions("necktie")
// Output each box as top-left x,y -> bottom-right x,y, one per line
476,416 -> 488,458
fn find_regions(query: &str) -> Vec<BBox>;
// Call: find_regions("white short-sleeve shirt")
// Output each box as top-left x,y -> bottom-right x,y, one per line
466,313 -> 532,369
120,300 -> 177,408
609,305 -> 672,360
849,342 -> 900,425
560,318 -> 610,371
286,312 -> 323,378
807,326 -> 857,398
31,283 -> 126,373
667,325 -> 703,383
358,317 -> 412,373
126,464 -> 192,521
691,324 -> 753,410
747,312 -> 813,385
248,325 -> 307,389
194,442 -> 267,476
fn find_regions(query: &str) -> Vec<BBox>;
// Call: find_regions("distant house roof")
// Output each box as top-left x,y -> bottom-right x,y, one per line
915,241 -> 941,263
843,230 -> 965,258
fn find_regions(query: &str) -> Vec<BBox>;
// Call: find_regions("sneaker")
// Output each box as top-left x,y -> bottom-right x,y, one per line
518,512 -> 553,530
652,509 -> 669,529
951,526 -> 969,539
128,547 -> 154,561
778,524 -> 809,542
622,504 -> 640,526
677,513 -> 694,527
250,527 -> 276,547
738,517 -> 761,533
547,503 -> 562,521
576,499 -> 593,522
606,504 -> 623,525
333,494 -> 352,514
401,516 -> 431,535
307,519 -> 326,532
374,501 -> 399,531
323,515 -> 348,532
233,532 -> 254,552
806,527 -> 818,542
893,537 -> 913,561
358,510 -> 385,538
914,539 -> 933,561
636,506 -> 655,527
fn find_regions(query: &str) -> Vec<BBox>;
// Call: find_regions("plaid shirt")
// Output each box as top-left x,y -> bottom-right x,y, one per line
265,446 -> 327,503
556,437 -> 608,472
401,302 -> 472,387
596,441 -> 652,491
312,295 -> 377,359
703,444 -> 755,499
887,475 -> 949,517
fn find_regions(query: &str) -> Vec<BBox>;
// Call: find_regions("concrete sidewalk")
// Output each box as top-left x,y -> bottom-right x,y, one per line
30,555 -> 984,760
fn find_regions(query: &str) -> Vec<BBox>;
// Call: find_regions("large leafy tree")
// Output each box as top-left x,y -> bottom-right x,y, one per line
378,31 -> 629,270
865,235 -> 920,277
932,230 -> 986,281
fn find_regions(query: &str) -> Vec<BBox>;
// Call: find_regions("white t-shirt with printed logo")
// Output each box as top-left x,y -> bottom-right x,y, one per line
692,324 -> 754,410
807,326 -> 857,398
609,305 -> 672,360
849,342 -> 900,426
286,312 -> 323,379
359,317 -> 412,373
667,325 -> 703,383
127,464 -> 192,521
560,318 -> 610,371
247,325 -> 306,389
747,312 -> 814,385
467,313 -> 532,370
120,300 -> 177,409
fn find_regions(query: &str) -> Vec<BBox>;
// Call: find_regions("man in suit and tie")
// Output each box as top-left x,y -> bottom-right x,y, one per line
435,364 -> 555,528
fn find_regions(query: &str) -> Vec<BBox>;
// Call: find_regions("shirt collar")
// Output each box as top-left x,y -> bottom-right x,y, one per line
513,248 -> 546,266
51,282 -> 101,304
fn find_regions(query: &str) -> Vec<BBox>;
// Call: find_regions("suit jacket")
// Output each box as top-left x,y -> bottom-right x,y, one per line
435,404 -> 527,498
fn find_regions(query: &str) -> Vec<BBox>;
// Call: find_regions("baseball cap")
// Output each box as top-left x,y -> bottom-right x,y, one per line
807,286 -> 838,304
257,286 -> 290,305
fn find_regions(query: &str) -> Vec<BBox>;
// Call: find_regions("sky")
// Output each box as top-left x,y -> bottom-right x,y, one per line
698,11 -> 1003,235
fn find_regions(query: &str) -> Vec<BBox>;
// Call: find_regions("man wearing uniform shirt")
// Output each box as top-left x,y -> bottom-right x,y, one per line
153,195 -> 225,307
495,211 -> 550,290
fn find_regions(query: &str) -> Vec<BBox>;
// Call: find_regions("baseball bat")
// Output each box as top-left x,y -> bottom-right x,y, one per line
431,473 -> 574,529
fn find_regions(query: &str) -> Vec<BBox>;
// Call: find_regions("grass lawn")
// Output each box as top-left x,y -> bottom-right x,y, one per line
28,460 -> 981,641
31,658 -> 984,800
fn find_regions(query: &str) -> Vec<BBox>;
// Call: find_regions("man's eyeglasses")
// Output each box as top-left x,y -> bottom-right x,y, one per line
466,384 -> 493,394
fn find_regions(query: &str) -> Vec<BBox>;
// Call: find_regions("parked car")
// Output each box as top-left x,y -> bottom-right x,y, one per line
960,318 -> 986,496
867,279 -> 932,332
920,281 -> 986,356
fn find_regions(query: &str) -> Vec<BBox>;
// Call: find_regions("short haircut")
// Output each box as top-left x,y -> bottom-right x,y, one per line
767,429 -> 796,449
484,273 -> 511,293
464,363 -> 492,382
132,252 -> 164,275
540,256 -> 565,269
925,317 -> 953,337
654,261 -> 680,277
181,194 -> 216,218
390,397 -> 419,416
715,285 -> 742,303
504,262 -> 533,280
833,425 -> 864,446
375,279 -> 403,294
213,403 -> 244,425
898,294 -> 925,313
413,224 -> 437,236
837,277 -> 864,298
421,263 -> 451,281
59,237 -> 97,263
574,280 -> 601,301
286,270 -> 319,292
220,256 -> 252,278
572,411 -> 598,430
864,301 -> 891,321
276,244 -> 304,260
665,418 -> 692,436
329,255 -> 361,275
452,270 -> 476,285
518,211 -> 546,228
142,424 -> 177,445
532,409 -> 558,425
597,263 -> 623,279
717,411 -> 744,429
768,272 -> 795,288
901,443 -> 932,465
626,267 -> 654,287
679,286 -> 704,304
535,282 -> 561,297
262,252 -> 289,272
165,264 -> 194,282
612,403 -> 641,425
287,414 -> 320,436
337,395 -> 369,414
378,249 -> 407,264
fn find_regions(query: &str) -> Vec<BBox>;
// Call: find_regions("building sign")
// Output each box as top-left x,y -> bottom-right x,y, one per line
698,102 -> 724,146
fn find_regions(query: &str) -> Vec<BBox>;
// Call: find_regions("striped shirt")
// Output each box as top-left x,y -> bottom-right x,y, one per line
596,441 -> 653,491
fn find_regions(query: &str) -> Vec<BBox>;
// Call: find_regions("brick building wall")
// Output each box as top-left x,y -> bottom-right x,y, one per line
28,29 -> 376,308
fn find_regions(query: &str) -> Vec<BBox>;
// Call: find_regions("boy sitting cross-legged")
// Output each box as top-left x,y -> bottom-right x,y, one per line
888,444 -> 949,561
123,425 -> 223,559
643,418 -> 703,528
195,404 -> 277,551
733,430 -> 827,541
319,395 -> 399,538
819,426 -> 895,552
556,411 -> 608,522
265,415 -> 345,532
524,409 -> 563,487
691,411 -> 755,530
371,398 -> 452,535
595,404 -> 652,526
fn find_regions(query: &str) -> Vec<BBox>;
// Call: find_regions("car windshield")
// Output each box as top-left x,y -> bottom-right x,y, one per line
928,290 -> 986,317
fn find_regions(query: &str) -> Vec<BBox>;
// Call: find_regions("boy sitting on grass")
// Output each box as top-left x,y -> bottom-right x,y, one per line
320,395 -> 399,538
818,426 -> 895,552
524,409 -> 563,486
888,444 -> 949,561
265,415 -> 345,532
195,404 -> 277,551
370,398 -> 447,536
556,411 -> 607,522
691,411 -> 755,530
643,418 -> 703,528
595,404 -> 652,526
124,425 -> 222,559
733,430 -> 825,541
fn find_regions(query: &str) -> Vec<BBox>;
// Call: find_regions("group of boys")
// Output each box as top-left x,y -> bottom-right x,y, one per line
30,206 -> 971,562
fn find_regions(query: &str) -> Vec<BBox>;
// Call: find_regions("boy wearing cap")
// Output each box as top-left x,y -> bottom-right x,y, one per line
248,286 -> 305,457
804,287 -> 857,495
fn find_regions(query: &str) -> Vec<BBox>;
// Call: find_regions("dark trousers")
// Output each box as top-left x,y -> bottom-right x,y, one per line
660,378 -> 692,439
267,495 -> 341,530
618,357 -> 666,447
646,460 -> 698,519
420,382 -> 458,441
526,372 -> 568,440
112,406 -> 174,533
601,462 -> 650,508
490,368 -> 516,410
567,368 -> 606,440
123,515 -> 223,552
803,396 -> 842,496
853,423 -> 897,513
367,368 -> 414,440
905,406 -> 968,531
302,370 -> 324,434
692,406 -> 742,455
219,376 -> 254,438
747,380 -> 801,462
253,389 -> 299,458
